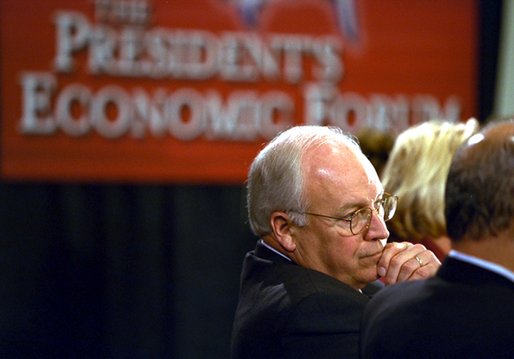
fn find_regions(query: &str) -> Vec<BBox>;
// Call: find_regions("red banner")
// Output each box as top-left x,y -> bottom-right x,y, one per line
1,0 -> 477,183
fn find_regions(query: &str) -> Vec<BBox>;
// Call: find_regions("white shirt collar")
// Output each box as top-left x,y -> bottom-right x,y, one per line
259,239 -> 292,262
448,249 -> 514,283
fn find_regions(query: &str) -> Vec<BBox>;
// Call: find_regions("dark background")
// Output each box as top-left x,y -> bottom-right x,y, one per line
0,1 -> 503,358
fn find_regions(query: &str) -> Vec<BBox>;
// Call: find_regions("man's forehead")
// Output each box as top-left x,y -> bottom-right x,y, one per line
305,141 -> 377,174
304,141 -> 356,164
303,143 -> 382,196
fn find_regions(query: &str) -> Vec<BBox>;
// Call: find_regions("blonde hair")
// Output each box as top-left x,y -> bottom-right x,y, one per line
381,119 -> 479,242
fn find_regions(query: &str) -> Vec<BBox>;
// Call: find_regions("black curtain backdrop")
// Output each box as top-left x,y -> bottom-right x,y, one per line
0,183 -> 255,358
0,2 -> 503,358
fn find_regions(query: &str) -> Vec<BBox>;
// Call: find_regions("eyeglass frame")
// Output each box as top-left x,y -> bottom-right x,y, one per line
288,193 -> 398,235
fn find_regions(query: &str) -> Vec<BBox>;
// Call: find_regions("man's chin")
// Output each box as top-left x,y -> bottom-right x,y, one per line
359,267 -> 382,285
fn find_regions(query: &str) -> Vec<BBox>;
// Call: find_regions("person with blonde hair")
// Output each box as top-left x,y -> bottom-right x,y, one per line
381,119 -> 479,260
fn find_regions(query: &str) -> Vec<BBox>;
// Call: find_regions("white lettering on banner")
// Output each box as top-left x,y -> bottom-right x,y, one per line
303,83 -> 460,133
93,0 -> 151,25
55,83 -> 92,136
19,72 -> 295,140
17,0 -> 463,141
52,10 -> 343,84
19,72 -> 460,140
19,72 -> 58,134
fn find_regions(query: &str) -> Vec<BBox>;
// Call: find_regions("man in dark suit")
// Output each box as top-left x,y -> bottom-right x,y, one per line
230,126 -> 441,359
360,120 -> 514,359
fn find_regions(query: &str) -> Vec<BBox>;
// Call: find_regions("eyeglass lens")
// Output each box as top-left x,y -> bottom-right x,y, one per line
350,196 -> 397,234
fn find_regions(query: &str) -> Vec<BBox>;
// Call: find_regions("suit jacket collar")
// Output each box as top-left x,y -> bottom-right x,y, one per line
253,240 -> 384,298
438,256 -> 514,290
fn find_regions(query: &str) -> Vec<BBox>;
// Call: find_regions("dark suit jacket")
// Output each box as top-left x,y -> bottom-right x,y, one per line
361,256 -> 514,359
230,241 -> 382,359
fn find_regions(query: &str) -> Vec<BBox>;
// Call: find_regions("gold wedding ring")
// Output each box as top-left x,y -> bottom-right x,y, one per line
415,255 -> 423,267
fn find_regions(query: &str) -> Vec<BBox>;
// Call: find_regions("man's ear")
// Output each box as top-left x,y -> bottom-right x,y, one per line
270,211 -> 297,252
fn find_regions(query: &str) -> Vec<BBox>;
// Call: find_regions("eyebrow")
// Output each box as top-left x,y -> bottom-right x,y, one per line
336,193 -> 384,214
336,202 -> 367,216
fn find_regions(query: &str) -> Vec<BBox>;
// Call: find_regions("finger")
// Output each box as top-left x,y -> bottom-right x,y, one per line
377,242 -> 410,277
381,243 -> 427,285
377,242 -> 413,281
396,250 -> 428,282
405,251 -> 441,281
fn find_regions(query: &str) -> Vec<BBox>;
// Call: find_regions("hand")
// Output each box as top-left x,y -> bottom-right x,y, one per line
377,242 -> 441,285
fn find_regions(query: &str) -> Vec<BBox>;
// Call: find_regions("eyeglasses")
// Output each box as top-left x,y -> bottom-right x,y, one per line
291,193 -> 398,235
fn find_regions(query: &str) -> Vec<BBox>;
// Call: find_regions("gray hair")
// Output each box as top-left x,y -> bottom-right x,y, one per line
247,126 -> 361,236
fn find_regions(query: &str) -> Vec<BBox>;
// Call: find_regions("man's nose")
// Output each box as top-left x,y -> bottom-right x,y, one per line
365,210 -> 390,241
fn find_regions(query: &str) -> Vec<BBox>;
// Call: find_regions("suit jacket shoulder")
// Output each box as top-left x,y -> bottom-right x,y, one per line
361,257 -> 514,359
232,241 -> 373,359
